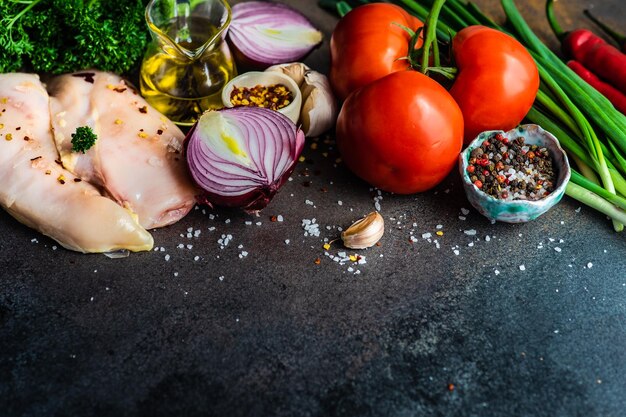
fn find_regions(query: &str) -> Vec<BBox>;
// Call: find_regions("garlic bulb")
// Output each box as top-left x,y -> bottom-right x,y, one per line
266,62 -> 338,137
341,212 -> 385,249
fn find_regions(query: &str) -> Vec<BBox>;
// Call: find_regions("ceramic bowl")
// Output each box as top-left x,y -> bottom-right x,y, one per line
221,71 -> 302,124
459,124 -> 571,223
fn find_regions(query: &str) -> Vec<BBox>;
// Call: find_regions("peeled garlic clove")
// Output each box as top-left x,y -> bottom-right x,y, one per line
266,62 -> 311,87
300,70 -> 338,137
341,212 -> 384,249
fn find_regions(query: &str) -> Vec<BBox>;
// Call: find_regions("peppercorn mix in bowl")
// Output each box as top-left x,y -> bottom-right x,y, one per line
459,124 -> 571,223
221,71 -> 302,124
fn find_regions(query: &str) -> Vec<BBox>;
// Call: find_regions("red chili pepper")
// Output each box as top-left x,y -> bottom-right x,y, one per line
567,61 -> 626,115
584,9 -> 626,53
547,0 -> 626,95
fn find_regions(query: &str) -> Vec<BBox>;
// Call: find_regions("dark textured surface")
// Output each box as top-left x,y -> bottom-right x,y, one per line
1,1 -> 626,416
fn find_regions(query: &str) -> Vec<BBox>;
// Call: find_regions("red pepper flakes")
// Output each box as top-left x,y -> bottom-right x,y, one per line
230,83 -> 293,111
448,383 -> 455,392
314,258 -> 321,265
270,215 -> 278,222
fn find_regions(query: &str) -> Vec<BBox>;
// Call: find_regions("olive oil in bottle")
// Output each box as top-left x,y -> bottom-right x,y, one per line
141,3 -> 236,126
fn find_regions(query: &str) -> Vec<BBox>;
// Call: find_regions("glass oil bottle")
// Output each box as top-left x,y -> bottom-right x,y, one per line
140,0 -> 237,126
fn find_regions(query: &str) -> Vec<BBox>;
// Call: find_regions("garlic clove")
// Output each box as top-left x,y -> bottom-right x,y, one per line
341,211 -> 385,249
266,63 -> 338,137
300,70 -> 338,138
266,62 -> 311,87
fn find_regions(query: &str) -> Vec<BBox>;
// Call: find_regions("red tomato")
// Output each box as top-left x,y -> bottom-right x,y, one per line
336,71 -> 464,194
330,4 -> 423,101
449,26 -> 540,144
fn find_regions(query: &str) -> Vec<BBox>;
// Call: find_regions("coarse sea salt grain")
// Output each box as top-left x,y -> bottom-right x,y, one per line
494,269 -> 500,276
277,215 -> 284,222
464,229 -> 477,236
302,218 -> 320,237
587,262 -> 593,269
461,208 -> 470,215
519,265 -> 526,271
554,247 -> 562,253
285,239 -> 290,245
453,249 -> 460,256
218,276 -> 224,281
422,233 -> 432,239
194,256 -> 200,261
165,254 -> 170,261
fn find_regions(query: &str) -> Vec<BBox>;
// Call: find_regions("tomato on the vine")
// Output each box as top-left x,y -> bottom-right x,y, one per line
336,71 -> 464,194
329,3 -> 423,101
449,26 -> 540,143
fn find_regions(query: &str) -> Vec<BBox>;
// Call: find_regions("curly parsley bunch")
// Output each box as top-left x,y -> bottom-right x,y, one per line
0,0 -> 149,74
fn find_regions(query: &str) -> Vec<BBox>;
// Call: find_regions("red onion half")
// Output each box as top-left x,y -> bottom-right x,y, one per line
228,1 -> 323,68
186,107 -> 305,211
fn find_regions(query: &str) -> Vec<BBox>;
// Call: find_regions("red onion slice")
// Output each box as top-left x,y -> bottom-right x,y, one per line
186,107 -> 305,211
228,1 -> 323,67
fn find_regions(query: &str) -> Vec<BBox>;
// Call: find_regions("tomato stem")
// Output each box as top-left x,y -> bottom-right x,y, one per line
419,0 -> 448,75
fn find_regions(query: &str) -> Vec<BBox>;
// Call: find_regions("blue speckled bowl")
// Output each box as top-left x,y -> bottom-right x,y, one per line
459,124 -> 571,223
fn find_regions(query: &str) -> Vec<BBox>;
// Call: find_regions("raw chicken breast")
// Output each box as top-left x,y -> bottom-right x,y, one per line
0,73 -> 153,253
48,71 -> 197,229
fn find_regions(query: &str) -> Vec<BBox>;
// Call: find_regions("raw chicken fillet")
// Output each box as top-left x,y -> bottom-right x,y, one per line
0,73 -> 153,253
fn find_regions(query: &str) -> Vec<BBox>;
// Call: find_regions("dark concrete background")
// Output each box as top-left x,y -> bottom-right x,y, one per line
1,1 -> 625,416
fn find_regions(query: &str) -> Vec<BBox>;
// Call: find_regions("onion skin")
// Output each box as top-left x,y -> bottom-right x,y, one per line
184,107 -> 305,212
228,1 -> 323,69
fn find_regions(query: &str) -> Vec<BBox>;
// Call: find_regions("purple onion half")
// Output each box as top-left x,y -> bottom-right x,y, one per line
228,1 -> 323,68
186,107 -> 305,211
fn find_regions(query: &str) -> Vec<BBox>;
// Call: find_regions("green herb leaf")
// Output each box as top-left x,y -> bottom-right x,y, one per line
71,126 -> 98,154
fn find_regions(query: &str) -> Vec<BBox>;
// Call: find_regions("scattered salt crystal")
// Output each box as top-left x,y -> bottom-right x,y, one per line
305,199 -> 315,206
587,262 -> 593,269
31,238 -> 38,243
347,267 -> 354,272
519,265 -> 526,271
208,227 -> 216,231
209,214 -> 215,220
461,208 -> 470,215
464,229 -> 477,236
194,256 -> 200,261
453,249 -> 460,256
174,272 -> 179,277
485,236 -> 491,242
494,269 -> 500,276
256,222 -> 262,226
187,227 -> 193,233
468,242 -> 474,247
459,216 -> 466,221
244,221 -> 252,226
218,276 -> 224,281
277,215 -> 284,222
554,247 -> 562,253
436,224 -> 443,229
575,207 -> 582,213
422,233 -> 432,239
177,244 -> 184,249
225,219 -> 231,224
410,236 -> 418,243
285,239 -> 290,245
160,247 -> 165,252
338,201 -> 343,206
194,230 -> 201,238
52,246 -> 57,250
165,254 -> 170,261
186,244 -> 193,250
